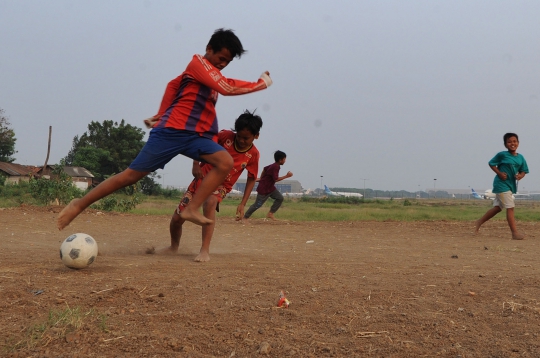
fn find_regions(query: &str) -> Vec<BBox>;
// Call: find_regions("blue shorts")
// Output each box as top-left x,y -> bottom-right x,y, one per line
129,128 -> 225,172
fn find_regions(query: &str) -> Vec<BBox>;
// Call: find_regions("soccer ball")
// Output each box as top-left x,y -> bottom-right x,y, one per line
60,233 -> 98,269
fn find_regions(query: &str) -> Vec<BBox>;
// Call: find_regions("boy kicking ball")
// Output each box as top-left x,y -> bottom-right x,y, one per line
163,110 -> 262,262
57,28 -> 272,230
475,133 -> 529,240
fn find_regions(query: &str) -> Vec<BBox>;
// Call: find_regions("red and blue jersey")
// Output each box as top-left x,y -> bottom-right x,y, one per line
153,55 -> 269,141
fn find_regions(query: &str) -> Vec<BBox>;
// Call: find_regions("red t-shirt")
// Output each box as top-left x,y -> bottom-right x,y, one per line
199,130 -> 259,192
153,55 -> 269,141
256,162 -> 280,195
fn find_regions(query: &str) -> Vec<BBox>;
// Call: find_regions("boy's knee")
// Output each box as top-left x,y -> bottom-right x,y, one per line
215,154 -> 233,173
203,197 -> 219,212
201,151 -> 233,174
223,155 -> 234,170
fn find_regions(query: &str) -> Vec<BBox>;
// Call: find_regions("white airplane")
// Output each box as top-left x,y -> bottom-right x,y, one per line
324,185 -> 363,198
471,188 -> 535,200
471,188 -> 493,200
228,189 -> 243,195
283,192 -> 304,197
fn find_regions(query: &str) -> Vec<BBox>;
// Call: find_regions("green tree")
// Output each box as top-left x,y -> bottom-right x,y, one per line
0,108 -> 17,163
70,146 -> 113,178
139,173 -> 162,195
63,120 -> 146,181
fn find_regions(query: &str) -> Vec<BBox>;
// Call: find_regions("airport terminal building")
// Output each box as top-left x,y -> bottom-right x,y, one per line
234,179 -> 303,194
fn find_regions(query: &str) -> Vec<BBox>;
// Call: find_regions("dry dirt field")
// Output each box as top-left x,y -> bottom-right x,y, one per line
1,205 -> 540,357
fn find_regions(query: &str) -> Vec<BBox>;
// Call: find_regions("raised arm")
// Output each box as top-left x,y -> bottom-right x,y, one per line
189,55 -> 272,96
276,171 -> 293,183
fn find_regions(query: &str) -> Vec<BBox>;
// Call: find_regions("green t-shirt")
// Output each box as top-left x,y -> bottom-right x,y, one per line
489,151 -> 529,194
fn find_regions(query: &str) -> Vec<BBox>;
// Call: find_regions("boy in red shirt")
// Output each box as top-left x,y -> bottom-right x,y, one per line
57,28 -> 272,230
164,110 -> 262,261
243,150 -> 293,221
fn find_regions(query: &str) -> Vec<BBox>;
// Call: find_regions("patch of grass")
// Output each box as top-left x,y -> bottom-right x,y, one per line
7,305 -> 97,352
98,314 -> 109,333
129,197 -> 178,215
494,245 -> 524,253
118,196 -> 540,222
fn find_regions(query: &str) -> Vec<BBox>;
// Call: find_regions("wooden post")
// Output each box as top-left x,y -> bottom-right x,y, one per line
42,126 -> 52,177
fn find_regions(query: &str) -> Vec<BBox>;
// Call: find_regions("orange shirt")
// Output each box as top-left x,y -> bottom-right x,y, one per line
198,130 -> 259,192
154,55 -> 269,141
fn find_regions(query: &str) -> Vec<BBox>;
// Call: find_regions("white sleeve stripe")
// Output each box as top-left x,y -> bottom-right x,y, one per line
195,54 -> 213,71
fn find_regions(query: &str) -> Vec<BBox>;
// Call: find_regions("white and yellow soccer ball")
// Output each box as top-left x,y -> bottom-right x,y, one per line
60,233 -> 98,269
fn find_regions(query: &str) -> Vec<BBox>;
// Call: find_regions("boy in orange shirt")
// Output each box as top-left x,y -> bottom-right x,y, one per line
164,110 -> 262,261
57,29 -> 271,230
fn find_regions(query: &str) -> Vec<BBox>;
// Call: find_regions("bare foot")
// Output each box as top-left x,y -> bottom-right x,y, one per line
194,250 -> 210,262
57,199 -> 84,230
474,220 -> 481,235
152,246 -> 179,255
180,208 -> 213,226
266,212 -> 277,221
512,232 -> 525,240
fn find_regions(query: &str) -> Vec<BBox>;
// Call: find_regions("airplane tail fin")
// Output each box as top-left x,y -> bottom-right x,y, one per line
323,185 -> 332,194
471,188 -> 483,199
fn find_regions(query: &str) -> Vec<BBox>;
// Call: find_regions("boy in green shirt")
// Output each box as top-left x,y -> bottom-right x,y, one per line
475,133 -> 529,240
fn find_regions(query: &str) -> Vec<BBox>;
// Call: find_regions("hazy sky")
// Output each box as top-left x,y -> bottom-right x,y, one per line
1,1 -> 539,192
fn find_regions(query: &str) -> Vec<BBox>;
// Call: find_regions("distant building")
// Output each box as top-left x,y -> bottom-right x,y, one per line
234,179 -> 303,194
38,166 -> 95,190
0,162 -> 39,184
0,162 -> 94,190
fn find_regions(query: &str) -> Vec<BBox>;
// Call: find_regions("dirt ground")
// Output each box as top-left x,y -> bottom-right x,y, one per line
1,205 -> 540,357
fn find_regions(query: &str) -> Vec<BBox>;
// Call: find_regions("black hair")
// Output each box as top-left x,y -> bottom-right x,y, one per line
274,150 -> 287,162
233,109 -> 263,135
207,28 -> 246,59
503,132 -> 519,144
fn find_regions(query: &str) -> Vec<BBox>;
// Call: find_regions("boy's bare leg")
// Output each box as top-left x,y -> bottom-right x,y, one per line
266,212 -> 277,221
195,197 -> 218,262
180,151 -> 232,226
57,169 -> 149,230
159,210 -> 185,253
474,206 -> 501,235
506,208 -> 525,240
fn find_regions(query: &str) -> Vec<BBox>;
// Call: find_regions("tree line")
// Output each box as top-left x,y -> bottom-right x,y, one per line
0,107 -> 161,194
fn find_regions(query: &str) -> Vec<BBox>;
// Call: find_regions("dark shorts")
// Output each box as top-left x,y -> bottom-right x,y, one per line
175,178 -> 228,214
129,127 -> 225,172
